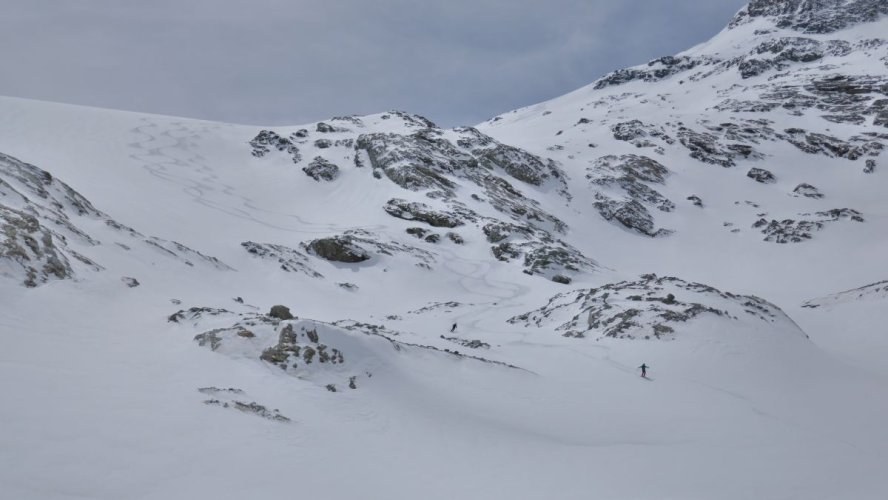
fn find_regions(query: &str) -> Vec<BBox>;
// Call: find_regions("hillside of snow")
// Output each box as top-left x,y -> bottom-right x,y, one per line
2,1 -> 888,499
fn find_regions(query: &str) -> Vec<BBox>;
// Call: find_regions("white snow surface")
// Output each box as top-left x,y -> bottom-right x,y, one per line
2,4 -> 888,499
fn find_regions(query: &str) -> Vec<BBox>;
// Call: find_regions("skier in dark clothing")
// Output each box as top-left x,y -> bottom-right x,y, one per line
450,323 -> 457,333
639,363 -> 649,378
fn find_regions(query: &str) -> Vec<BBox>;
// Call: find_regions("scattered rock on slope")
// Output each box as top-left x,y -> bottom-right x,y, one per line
509,274 -> 806,340
752,208 -> 864,243
241,242 -> 323,278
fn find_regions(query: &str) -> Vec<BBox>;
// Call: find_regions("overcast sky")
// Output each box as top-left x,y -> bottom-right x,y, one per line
0,0 -> 747,127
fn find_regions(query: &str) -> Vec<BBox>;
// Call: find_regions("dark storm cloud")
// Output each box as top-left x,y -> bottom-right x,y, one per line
0,0 -> 748,127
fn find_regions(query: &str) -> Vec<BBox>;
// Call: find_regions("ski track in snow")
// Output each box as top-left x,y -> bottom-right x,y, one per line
128,119 -> 385,235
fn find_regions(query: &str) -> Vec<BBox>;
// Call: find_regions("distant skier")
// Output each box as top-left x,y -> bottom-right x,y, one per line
639,363 -> 649,378
450,323 -> 457,333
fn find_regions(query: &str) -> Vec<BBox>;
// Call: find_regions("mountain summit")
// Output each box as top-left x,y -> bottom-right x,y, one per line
731,0 -> 888,32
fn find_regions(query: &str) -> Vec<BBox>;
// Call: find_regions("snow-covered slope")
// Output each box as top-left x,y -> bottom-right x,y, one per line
2,2 -> 887,499
479,0 -> 888,300
475,0 -> 888,387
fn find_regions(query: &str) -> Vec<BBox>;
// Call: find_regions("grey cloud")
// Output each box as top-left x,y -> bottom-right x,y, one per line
0,0 -> 748,127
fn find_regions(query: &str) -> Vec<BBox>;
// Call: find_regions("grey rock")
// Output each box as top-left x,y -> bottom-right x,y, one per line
249,130 -> 302,163
303,157 -> 340,181
594,197 -> 672,237
194,329 -> 224,351
747,167 -> 777,183
121,276 -> 140,288
383,198 -> 464,228
405,227 -> 430,239
483,221 -> 533,244
586,155 -> 674,235
475,142 -> 555,186
521,241 -> 597,278
754,208 -> 864,243
1,206 -> 74,287
731,0 -> 888,34
676,127 -> 757,168
611,120 -> 675,147
306,236 -> 370,263
269,305 -> 294,321
446,232 -> 465,245
241,241 -> 323,278
356,130 -> 468,193
441,336 -> 490,349
552,274 -> 572,285
739,58 -> 778,79
316,122 -> 335,133
168,307 -> 234,324
595,55 -> 718,90
492,242 -> 521,262
792,183 -> 824,198
783,128 -> 883,159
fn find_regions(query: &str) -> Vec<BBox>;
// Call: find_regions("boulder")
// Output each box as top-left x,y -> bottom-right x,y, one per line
383,198 -> 463,228
303,157 -> 340,181
792,183 -> 824,198
747,167 -> 777,184
306,237 -> 370,263
269,305 -> 294,320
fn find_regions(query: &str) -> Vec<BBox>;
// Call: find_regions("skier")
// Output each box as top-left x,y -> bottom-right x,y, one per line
450,323 -> 457,333
639,363 -> 649,378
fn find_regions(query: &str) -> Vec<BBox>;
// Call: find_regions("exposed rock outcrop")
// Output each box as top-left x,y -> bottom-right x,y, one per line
747,167 -> 777,183
303,157 -> 340,181
792,183 -> 824,198
587,155 -> 673,237
241,241 -> 323,278
509,274 -> 805,340
249,130 -> 302,163
753,208 -> 864,243
305,236 -> 371,263
730,0 -> 888,34
383,198 -> 465,228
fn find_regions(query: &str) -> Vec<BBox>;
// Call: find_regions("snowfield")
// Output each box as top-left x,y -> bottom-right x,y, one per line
2,1 -> 888,499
